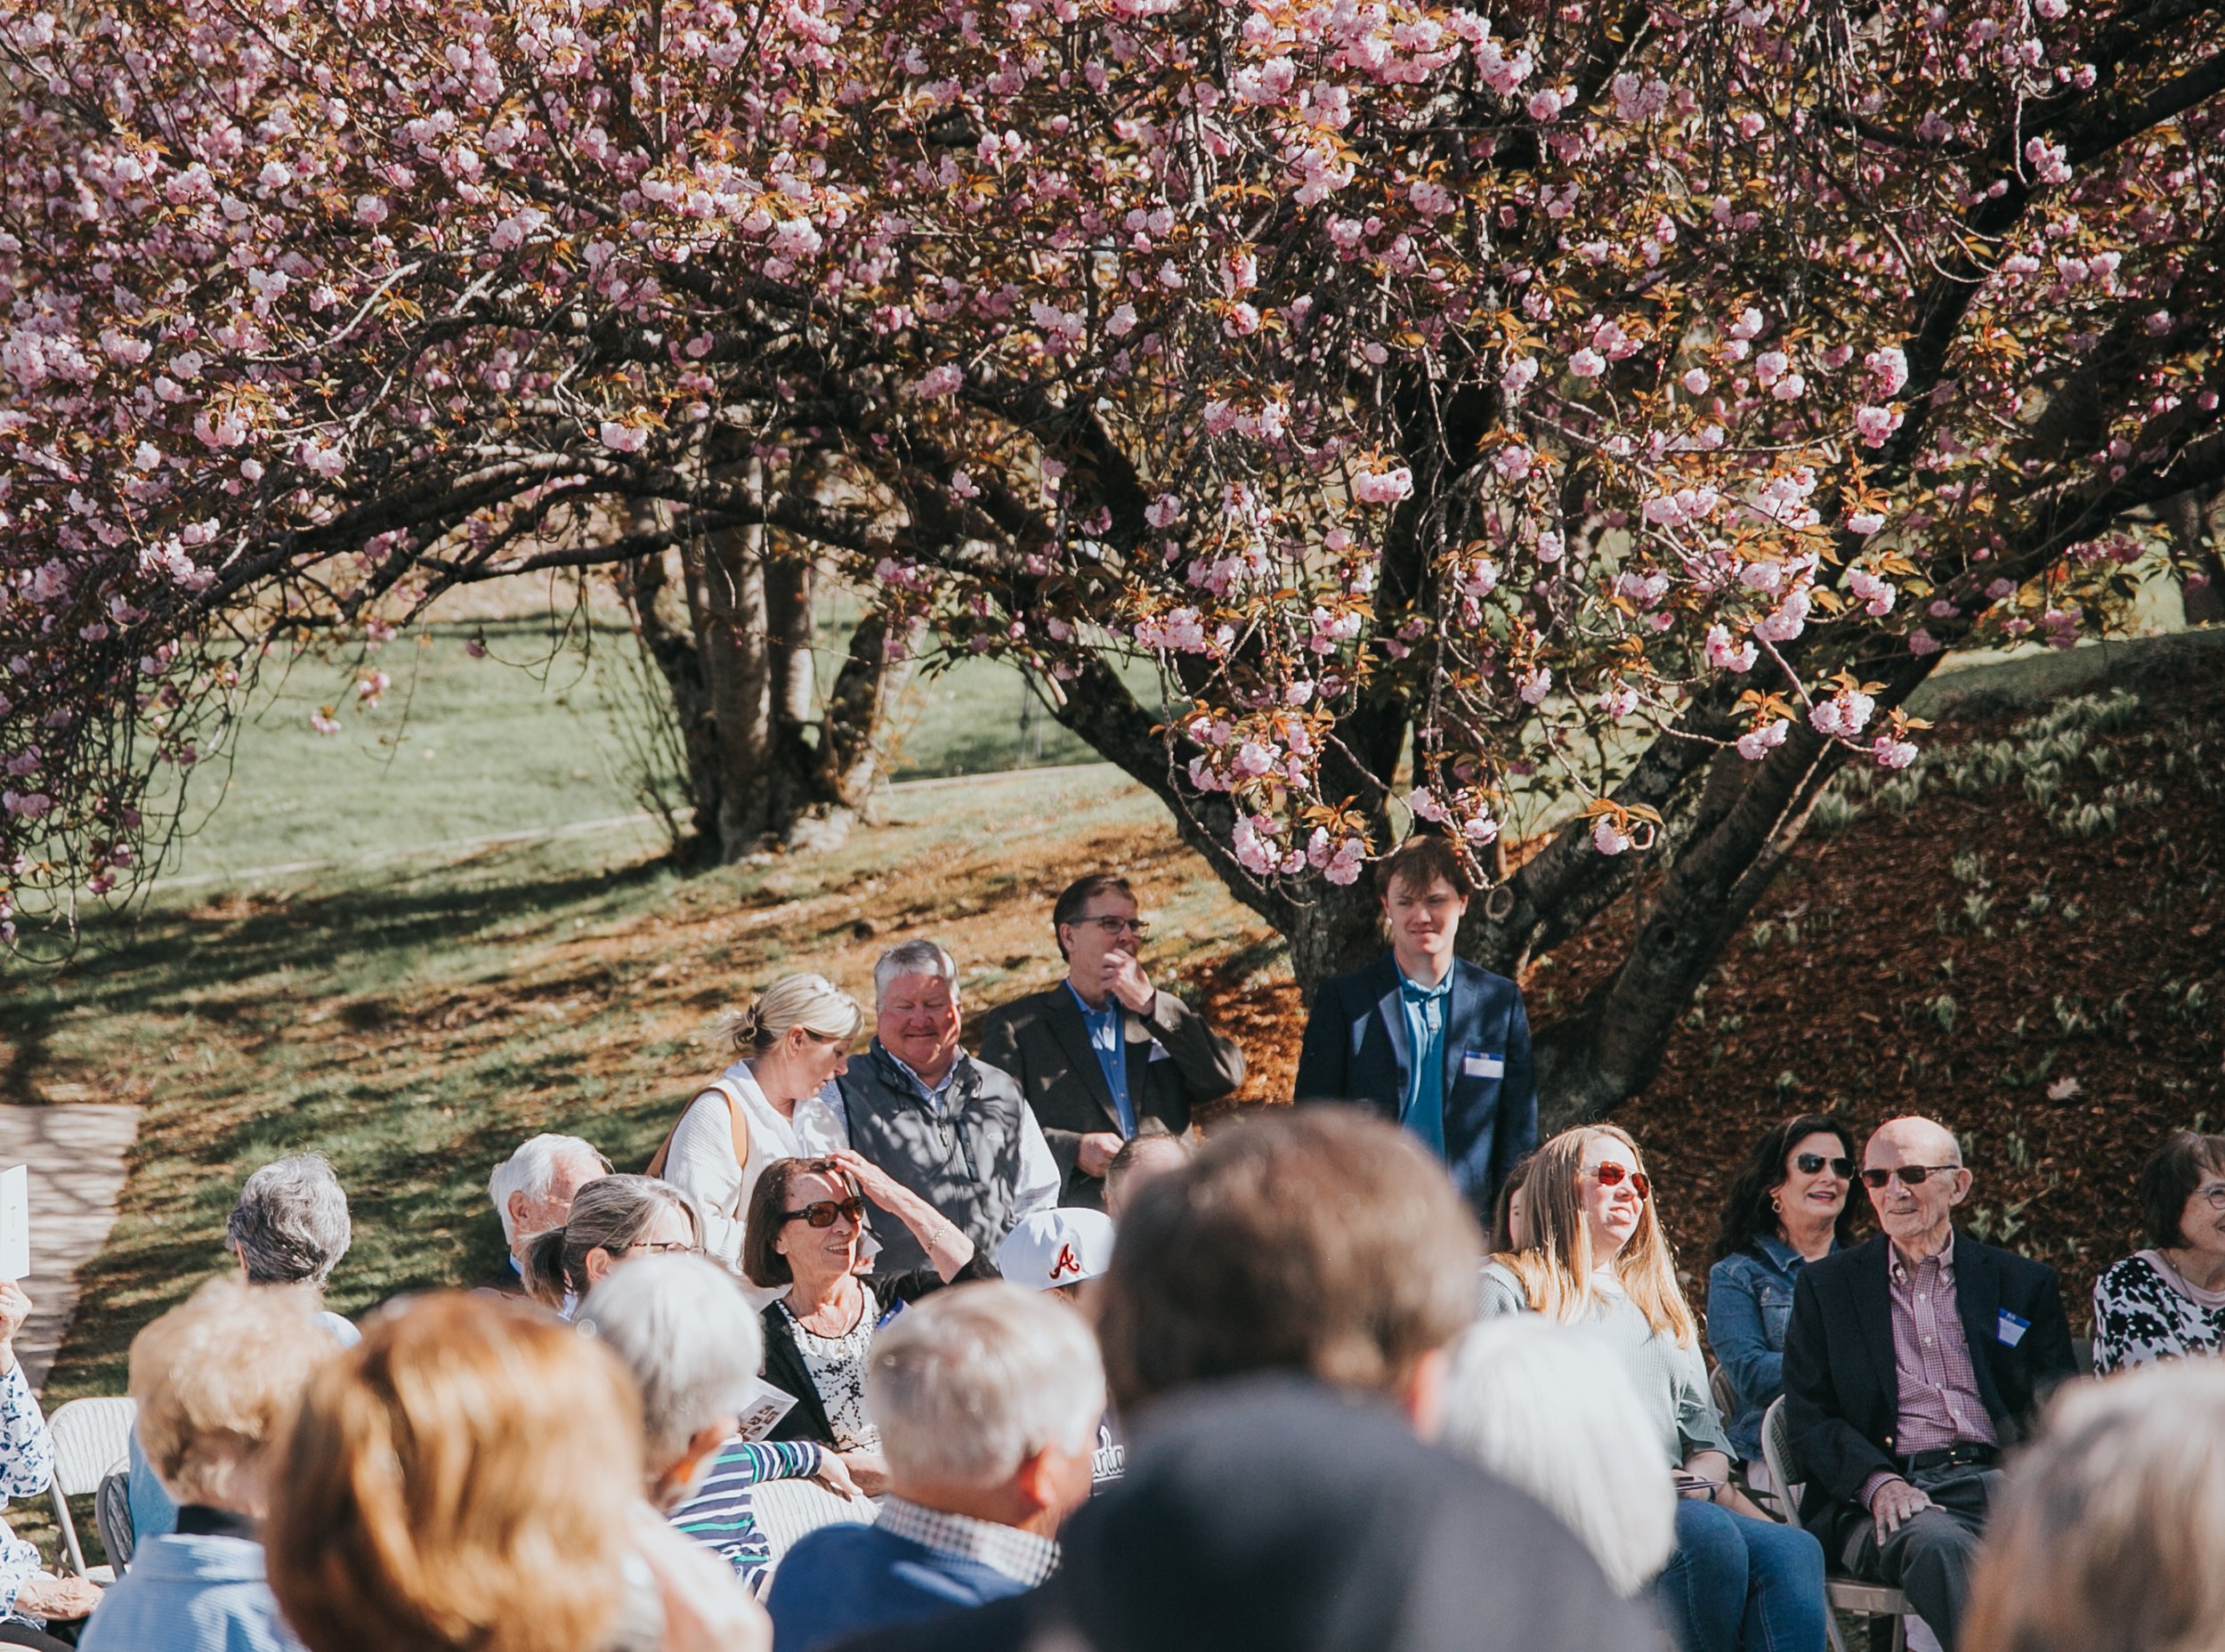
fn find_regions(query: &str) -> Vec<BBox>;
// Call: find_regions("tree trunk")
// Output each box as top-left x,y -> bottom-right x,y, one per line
614,514 -> 724,866
768,555 -> 818,727
817,610 -> 916,824
2165,488 -> 2225,627
682,513 -> 777,855
622,491 -> 903,860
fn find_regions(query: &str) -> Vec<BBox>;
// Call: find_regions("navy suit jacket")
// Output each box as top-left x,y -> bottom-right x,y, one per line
769,1523 -> 1032,1652
1291,953 -> 1537,1219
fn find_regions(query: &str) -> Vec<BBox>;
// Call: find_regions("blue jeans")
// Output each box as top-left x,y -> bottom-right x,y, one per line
1655,1499 -> 1828,1652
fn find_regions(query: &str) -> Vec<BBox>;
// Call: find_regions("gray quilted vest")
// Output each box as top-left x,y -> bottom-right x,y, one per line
835,1042 -> 1027,1273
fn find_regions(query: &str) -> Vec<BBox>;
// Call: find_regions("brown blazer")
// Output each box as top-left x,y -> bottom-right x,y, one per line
975,984 -> 1245,1207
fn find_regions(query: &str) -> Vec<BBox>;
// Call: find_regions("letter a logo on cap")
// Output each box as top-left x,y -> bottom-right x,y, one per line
1049,1242 -> 1084,1281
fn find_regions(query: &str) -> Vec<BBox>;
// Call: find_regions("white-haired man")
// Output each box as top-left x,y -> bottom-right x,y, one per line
829,941 -> 1058,1272
766,1283 -> 1103,1652
481,1133 -> 611,1296
578,1255 -> 858,1586
1783,1115 -> 2076,1650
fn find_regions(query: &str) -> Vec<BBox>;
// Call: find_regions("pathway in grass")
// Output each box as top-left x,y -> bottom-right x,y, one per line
0,1105 -> 142,1393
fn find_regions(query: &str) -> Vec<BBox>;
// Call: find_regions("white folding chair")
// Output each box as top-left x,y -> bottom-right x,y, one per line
750,1478 -> 874,1586
44,1397 -> 137,1581
1760,1397 -> 1915,1652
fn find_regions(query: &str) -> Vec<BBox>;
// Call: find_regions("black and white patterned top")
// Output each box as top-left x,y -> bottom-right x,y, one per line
2091,1251 -> 2225,1374
0,1360 -> 57,1618
781,1289 -> 883,1452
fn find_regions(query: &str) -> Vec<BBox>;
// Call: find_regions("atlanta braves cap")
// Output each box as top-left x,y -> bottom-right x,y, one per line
996,1207 -> 1118,1292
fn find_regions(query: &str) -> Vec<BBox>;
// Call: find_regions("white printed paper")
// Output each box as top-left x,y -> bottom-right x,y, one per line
732,1377 -> 798,1443
0,1166 -> 27,1283
1463,1053 -> 1506,1080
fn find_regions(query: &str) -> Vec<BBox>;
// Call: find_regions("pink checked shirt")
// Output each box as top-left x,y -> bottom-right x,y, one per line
1859,1243 -> 1997,1510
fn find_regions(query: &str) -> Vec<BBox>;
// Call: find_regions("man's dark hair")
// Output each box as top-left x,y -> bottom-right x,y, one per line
1375,834 -> 1474,900
1052,872 -> 1138,960
1096,1108 -> 1481,1413
1711,1113 -> 1862,1264
2139,1130 -> 2225,1249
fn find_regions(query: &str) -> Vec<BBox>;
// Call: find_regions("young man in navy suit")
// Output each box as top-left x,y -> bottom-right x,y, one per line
1292,834 -> 1537,1222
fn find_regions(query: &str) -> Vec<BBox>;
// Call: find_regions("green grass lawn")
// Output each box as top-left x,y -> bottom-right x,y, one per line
142,615 -> 1121,882
12,761 -> 1279,1410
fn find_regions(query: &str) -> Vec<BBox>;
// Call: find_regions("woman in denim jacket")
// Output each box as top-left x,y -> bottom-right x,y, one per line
1705,1116 -> 1858,1469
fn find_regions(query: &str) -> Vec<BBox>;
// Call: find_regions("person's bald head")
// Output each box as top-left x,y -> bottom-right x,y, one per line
1868,1116 -> 1962,1168
1863,1115 -> 1970,1259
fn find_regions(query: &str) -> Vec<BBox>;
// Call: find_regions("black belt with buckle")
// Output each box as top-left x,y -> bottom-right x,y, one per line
1897,1443 -> 1997,1471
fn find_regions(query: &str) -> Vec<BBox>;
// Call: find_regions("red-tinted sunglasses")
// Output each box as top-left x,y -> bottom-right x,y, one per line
1584,1162 -> 1652,1200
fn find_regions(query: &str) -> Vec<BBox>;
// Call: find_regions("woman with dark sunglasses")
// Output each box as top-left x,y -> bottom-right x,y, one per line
1482,1125 -> 1827,1652
741,1151 -> 997,1496
1707,1116 -> 1859,1473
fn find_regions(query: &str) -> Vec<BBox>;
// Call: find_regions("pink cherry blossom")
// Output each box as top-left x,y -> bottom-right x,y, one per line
1809,688 -> 1876,740
1352,466 -> 1414,504
1704,625 -> 1757,673
1736,719 -> 1789,761
1591,816 -> 1632,855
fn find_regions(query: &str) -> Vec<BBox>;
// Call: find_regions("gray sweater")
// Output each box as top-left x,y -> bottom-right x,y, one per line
1479,1260 -> 1732,1467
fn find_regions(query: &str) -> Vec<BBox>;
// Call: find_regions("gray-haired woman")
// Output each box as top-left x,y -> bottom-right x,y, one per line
225,1153 -> 357,1346
522,1175 -> 703,1318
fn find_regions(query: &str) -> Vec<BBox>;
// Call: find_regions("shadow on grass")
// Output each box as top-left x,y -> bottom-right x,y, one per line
4,849 -> 685,1037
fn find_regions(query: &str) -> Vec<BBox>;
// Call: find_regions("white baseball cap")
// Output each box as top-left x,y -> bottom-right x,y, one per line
996,1209 -> 1117,1292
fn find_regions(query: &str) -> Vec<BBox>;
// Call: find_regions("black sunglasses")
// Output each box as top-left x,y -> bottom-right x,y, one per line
1861,1164 -> 1959,1189
1793,1153 -> 1854,1178
781,1196 -> 866,1228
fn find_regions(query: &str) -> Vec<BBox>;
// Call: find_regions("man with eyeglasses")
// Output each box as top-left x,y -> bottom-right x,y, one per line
1781,1116 -> 2077,1651
976,873 -> 1246,1209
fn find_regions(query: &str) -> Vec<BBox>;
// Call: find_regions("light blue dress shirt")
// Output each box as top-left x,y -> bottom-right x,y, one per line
1065,984 -> 1137,1138
78,1530 -> 302,1652
1396,965 -> 1451,1157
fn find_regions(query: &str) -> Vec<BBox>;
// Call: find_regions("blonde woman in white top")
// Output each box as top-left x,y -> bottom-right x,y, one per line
651,974 -> 862,1280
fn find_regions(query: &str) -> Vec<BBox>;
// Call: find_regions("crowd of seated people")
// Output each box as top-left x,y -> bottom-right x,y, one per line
11,862 -> 2225,1652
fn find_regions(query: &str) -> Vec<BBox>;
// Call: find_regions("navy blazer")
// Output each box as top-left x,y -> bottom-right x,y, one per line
1780,1230 -> 2076,1548
1291,953 -> 1537,1219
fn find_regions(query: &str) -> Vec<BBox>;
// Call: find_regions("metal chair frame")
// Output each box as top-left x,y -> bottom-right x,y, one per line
43,1396 -> 137,1580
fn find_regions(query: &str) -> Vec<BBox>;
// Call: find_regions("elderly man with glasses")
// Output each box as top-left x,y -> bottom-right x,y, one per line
1780,1116 -> 2076,1652
976,873 -> 1245,1209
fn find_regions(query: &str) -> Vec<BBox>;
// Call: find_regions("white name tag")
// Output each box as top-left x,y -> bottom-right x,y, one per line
1997,1309 -> 2029,1348
1463,1053 -> 1505,1080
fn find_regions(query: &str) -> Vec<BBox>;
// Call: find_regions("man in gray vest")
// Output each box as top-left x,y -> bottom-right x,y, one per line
832,939 -> 1060,1272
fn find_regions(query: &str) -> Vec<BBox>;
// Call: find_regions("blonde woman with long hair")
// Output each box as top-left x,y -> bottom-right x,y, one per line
649,974 -> 863,1287
1480,1125 -> 1827,1652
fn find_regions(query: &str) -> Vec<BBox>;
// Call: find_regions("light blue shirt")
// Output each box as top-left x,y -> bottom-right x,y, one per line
1396,965 -> 1451,1157
1065,984 -> 1136,1138
79,1531 -> 303,1652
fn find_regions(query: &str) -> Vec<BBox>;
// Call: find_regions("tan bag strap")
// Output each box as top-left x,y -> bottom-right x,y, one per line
644,1079 -> 752,1205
